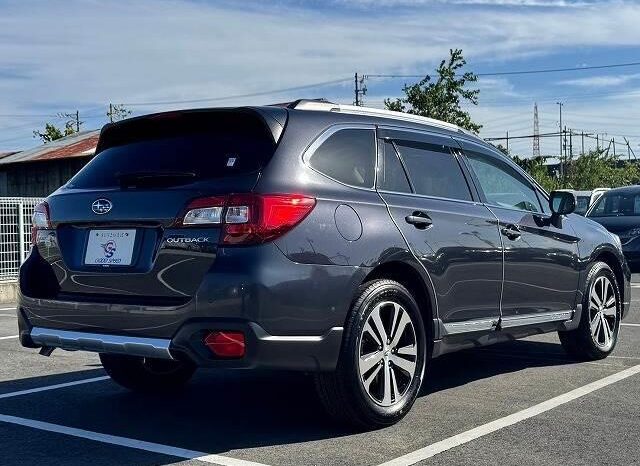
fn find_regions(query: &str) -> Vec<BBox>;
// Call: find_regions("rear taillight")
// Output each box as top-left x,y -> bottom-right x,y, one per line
179,193 -> 316,245
31,201 -> 51,245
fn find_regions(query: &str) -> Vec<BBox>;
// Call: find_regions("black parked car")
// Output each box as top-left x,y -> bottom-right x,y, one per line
18,101 -> 630,428
587,185 -> 640,271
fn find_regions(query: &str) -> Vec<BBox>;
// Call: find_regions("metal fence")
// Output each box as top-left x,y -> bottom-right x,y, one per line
0,197 -> 44,281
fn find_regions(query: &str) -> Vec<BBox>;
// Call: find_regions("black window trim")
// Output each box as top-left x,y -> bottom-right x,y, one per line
376,126 -> 480,204
302,123 -> 378,191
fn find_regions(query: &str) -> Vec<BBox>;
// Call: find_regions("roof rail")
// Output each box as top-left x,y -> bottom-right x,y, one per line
291,100 -> 466,134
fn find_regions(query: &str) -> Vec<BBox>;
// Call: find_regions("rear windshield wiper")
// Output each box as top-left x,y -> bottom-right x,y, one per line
116,171 -> 198,188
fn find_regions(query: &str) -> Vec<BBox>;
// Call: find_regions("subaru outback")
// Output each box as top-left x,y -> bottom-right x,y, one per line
18,100 -> 630,428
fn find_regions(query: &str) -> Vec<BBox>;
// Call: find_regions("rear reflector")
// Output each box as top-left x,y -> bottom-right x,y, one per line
204,331 -> 245,358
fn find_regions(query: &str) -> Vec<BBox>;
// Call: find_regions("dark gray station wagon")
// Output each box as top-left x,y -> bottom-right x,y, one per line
18,100 -> 630,428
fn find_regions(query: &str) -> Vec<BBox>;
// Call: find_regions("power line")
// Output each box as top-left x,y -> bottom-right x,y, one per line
365,61 -> 640,79
121,77 -> 352,107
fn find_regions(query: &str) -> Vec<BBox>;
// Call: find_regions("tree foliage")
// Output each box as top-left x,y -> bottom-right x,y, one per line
107,104 -> 132,122
32,121 -> 77,143
511,150 -> 640,193
385,49 -> 481,133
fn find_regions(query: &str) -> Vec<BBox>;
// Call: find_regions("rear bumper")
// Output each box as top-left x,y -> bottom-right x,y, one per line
18,310 -> 343,371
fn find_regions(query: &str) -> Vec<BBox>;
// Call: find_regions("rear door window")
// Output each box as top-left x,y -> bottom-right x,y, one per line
393,140 -> 472,201
307,128 -> 376,188
378,141 -> 412,193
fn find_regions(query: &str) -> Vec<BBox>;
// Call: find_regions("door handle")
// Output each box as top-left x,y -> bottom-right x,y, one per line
405,212 -> 432,229
501,224 -> 521,240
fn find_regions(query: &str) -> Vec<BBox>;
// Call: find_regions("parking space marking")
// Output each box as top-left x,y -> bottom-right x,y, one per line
0,376 -> 109,400
0,314 -> 16,318
0,335 -> 17,340
379,364 -> 640,466
0,414 -> 270,466
0,307 -> 16,311
621,323 -> 640,327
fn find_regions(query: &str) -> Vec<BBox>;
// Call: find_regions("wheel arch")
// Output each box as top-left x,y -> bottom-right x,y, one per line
362,260 -> 437,341
593,249 -> 625,305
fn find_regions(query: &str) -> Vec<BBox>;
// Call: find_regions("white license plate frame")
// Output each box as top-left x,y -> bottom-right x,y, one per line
84,229 -> 137,266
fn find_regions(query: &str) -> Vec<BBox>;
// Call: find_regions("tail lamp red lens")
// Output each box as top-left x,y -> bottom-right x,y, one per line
31,201 -> 51,245
180,194 -> 315,245
204,331 -> 245,358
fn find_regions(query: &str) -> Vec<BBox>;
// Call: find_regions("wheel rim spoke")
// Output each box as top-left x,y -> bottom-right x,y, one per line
389,365 -> 400,402
601,315 -> 612,347
396,344 -> 417,356
359,350 -> 384,374
590,313 -> 602,337
363,363 -> 382,392
382,364 -> 392,405
390,354 -> 416,376
371,307 -> 388,344
363,321 -> 381,346
390,308 -> 411,348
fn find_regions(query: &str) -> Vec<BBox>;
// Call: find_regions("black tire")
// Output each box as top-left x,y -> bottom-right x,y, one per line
315,279 -> 428,429
99,353 -> 196,392
559,261 -> 621,361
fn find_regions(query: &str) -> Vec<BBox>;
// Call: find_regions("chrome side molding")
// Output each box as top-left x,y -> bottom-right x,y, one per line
500,310 -> 574,329
443,310 -> 574,336
29,327 -> 173,360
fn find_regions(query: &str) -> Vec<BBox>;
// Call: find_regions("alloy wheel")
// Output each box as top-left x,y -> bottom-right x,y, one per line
588,275 -> 617,351
358,301 -> 418,407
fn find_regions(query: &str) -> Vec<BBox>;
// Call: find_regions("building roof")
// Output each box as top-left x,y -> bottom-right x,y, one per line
0,130 -> 100,166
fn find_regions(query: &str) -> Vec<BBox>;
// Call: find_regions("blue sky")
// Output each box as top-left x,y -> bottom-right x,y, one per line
1,0 -> 640,157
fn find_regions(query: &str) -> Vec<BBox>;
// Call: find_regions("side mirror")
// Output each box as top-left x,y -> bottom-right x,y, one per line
549,191 -> 576,216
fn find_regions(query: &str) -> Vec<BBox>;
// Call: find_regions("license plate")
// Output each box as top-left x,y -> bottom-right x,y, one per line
84,229 -> 136,266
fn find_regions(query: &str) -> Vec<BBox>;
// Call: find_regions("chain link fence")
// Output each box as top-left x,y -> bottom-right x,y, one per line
0,197 -> 44,282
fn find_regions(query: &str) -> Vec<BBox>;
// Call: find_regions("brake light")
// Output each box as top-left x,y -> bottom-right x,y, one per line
31,201 -> 51,245
179,194 -> 316,245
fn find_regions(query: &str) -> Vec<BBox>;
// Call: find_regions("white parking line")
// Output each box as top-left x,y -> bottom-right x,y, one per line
0,314 -> 16,318
0,414 -> 269,466
379,364 -> 640,466
0,335 -> 17,340
0,376 -> 109,400
0,307 -> 16,311
621,323 -> 640,327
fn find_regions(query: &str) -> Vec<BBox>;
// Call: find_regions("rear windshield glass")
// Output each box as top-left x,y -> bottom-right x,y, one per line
588,192 -> 640,217
67,111 -> 275,189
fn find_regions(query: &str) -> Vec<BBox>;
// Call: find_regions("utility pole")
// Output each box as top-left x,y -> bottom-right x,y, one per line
108,103 -> 114,123
556,102 -> 564,178
506,131 -> 509,153
75,110 -> 80,132
568,129 -> 573,158
596,134 -> 599,151
353,73 -> 367,106
581,131 -> 585,156
533,103 -> 540,157
613,138 -> 616,157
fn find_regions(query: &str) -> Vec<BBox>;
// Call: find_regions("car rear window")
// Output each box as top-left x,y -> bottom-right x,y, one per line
67,111 -> 276,189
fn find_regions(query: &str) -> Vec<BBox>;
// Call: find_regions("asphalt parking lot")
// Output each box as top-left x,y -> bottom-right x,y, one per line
1,284 -> 639,466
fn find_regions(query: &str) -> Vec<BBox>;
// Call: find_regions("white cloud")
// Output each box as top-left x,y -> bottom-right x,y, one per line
558,74 -> 640,87
2,0 -> 640,149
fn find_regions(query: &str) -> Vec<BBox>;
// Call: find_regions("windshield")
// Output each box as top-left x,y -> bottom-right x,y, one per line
587,191 -> 640,217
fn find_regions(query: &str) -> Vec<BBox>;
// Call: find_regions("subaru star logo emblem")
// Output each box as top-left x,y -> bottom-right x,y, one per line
91,199 -> 112,215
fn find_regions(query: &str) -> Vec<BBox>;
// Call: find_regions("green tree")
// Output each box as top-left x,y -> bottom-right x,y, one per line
32,121 -> 77,143
107,104 -> 132,122
385,49 -> 481,133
